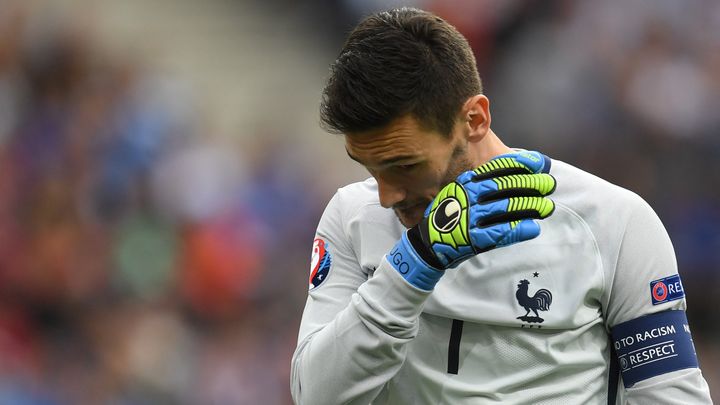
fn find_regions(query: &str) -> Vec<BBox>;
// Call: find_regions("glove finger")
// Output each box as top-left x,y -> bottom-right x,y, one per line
464,173 -> 557,202
497,219 -> 542,247
468,219 -> 541,252
471,196 -> 555,227
470,151 -> 551,181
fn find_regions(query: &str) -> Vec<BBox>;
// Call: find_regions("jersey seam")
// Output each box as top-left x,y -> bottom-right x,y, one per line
554,200 -> 606,318
606,215 -> 630,330
343,199 -> 383,276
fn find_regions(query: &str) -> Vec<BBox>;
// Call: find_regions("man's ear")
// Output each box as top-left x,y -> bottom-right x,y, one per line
462,95 -> 491,142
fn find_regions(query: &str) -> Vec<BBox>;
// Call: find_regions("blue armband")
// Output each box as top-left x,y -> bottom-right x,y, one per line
611,310 -> 699,387
386,233 -> 444,291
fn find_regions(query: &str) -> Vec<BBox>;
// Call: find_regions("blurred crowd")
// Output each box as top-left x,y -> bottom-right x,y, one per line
0,4 -> 326,404
0,0 -> 718,404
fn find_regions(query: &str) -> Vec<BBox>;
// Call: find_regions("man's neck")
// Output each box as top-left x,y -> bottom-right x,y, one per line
469,128 -> 513,166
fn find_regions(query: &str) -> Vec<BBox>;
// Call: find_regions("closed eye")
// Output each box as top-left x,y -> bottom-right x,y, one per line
395,163 -> 419,171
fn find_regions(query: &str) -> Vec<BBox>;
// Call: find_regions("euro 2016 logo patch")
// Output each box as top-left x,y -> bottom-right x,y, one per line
650,274 -> 685,305
309,238 -> 332,290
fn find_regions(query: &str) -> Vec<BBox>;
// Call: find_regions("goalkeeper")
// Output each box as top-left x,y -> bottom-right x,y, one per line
291,8 -> 712,404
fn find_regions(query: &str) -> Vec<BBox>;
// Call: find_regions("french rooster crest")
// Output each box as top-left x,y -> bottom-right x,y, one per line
515,279 -> 552,323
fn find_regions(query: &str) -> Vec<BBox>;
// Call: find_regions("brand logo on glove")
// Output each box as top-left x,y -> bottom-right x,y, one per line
388,247 -> 410,274
432,197 -> 461,232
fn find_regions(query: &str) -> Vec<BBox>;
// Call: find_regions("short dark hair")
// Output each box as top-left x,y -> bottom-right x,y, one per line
320,8 -> 482,137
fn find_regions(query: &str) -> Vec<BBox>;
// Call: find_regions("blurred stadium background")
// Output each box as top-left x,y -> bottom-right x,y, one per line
0,0 -> 717,403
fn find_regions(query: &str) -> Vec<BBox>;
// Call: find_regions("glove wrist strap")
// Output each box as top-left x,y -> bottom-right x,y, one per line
407,225 -> 444,269
387,232 -> 444,291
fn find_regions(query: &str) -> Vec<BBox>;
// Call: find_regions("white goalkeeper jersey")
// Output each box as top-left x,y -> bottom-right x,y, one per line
291,158 -> 712,404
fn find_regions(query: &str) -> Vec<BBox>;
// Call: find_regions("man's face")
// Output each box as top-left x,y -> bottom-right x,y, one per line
345,115 -> 473,228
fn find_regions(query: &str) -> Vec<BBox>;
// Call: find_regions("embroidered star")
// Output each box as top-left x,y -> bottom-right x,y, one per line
532,272 -> 539,277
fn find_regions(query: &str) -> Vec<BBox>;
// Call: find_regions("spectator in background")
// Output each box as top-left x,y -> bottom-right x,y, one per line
0,5 -> 313,403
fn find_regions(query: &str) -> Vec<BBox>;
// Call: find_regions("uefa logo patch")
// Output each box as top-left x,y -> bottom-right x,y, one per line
652,282 -> 668,302
619,357 -> 629,371
309,238 -> 332,290
650,274 -> 685,305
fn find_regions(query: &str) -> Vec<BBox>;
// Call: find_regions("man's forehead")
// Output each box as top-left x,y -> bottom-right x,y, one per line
344,133 -> 424,168
345,147 -> 419,168
344,116 -> 440,165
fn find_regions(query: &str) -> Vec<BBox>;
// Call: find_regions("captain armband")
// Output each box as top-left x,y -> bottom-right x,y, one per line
611,310 -> 699,387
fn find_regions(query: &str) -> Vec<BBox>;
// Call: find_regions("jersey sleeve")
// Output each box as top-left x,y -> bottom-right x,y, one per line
290,188 -> 432,405
603,195 -> 712,403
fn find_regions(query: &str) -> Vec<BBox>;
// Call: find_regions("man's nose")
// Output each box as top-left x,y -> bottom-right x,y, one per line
377,177 -> 406,209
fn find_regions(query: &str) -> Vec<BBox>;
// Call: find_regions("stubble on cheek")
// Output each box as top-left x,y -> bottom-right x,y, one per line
392,142 -> 474,228
393,201 -> 431,228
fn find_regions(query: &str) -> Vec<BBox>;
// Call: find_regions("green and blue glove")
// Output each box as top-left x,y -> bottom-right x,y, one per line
387,151 -> 557,290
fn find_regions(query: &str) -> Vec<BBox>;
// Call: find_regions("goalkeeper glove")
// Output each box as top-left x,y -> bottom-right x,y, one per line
387,151 -> 557,290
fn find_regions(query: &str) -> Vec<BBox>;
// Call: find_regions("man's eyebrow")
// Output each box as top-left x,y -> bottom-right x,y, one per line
345,149 -> 419,167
